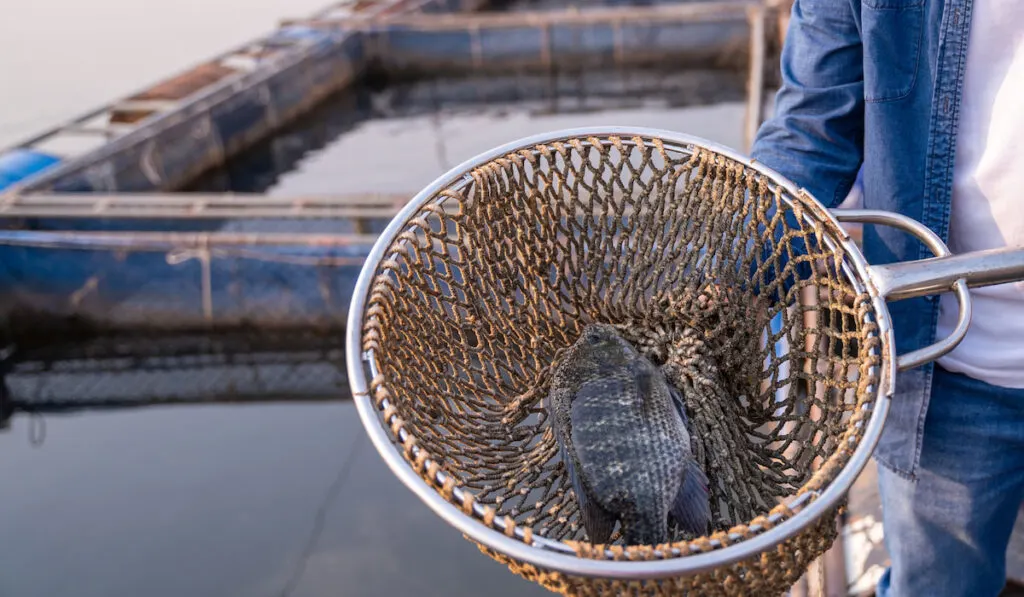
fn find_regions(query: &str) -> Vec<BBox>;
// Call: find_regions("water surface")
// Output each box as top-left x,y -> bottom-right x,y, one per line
191,68 -> 751,196
0,402 -> 553,597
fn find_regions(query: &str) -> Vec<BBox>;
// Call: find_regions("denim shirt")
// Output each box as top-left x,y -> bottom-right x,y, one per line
751,0 -> 974,480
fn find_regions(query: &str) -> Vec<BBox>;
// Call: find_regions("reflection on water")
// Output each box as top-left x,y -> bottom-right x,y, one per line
188,67 -> 750,196
0,402 -> 552,597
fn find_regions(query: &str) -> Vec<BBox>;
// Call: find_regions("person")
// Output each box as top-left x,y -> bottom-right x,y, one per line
750,1 -> 1024,596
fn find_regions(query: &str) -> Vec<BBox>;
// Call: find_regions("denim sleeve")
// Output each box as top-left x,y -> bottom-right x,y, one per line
751,0 -> 865,209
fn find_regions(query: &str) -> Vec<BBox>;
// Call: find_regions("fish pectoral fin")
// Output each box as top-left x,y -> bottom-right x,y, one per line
560,443 -> 616,545
670,459 -> 712,537
669,383 -> 690,428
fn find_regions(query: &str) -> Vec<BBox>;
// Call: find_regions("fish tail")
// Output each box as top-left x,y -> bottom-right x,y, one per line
671,459 -> 712,537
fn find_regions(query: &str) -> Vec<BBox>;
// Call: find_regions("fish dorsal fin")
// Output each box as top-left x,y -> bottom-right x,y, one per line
634,361 -> 677,426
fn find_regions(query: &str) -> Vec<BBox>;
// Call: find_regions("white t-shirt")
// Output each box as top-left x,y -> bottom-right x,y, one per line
934,0 -> 1024,388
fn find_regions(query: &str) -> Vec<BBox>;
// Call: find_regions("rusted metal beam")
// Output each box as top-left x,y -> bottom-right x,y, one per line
109,99 -> 184,125
60,124 -> 134,137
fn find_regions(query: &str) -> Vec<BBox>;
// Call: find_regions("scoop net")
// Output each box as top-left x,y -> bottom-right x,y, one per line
351,130 -> 883,596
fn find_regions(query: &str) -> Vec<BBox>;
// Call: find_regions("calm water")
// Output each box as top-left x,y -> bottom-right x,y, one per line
0,4 -> 757,595
189,68 -> 751,196
0,402 -> 557,597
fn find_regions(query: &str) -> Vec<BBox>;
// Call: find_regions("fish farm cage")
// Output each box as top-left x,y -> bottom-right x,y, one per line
0,0 -> 794,428
0,210 -> 374,415
0,1 -> 907,594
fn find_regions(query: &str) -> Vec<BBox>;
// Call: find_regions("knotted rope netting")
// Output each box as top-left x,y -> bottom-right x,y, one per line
357,133 -> 881,595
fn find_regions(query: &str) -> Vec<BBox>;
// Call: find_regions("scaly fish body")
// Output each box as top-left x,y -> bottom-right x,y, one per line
546,323 -> 711,545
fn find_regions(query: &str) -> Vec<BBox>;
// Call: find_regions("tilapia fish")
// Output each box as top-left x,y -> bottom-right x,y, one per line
546,323 -> 711,545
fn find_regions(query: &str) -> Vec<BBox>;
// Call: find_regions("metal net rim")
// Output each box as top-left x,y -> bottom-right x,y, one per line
345,126 -> 895,579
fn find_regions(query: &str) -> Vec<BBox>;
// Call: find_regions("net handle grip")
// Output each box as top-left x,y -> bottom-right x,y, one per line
831,209 -> 975,371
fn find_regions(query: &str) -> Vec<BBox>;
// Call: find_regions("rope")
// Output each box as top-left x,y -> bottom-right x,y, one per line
359,134 -> 879,595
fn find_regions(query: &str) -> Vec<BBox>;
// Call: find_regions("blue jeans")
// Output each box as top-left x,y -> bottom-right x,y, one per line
876,365 -> 1024,597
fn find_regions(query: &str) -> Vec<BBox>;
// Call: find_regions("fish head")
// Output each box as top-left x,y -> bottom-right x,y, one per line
549,323 -> 644,402
564,323 -> 638,369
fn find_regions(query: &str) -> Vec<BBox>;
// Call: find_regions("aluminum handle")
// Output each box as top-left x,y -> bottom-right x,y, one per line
831,209 -> 972,371
871,245 -> 1024,300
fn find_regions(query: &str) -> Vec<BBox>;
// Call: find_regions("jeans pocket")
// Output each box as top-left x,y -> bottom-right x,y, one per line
861,0 -> 925,103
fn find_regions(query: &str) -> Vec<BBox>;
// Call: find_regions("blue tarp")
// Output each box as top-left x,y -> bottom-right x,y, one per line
0,149 -> 61,191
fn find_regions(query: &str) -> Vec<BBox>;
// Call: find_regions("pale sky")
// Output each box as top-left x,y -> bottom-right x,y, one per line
0,0 -> 334,147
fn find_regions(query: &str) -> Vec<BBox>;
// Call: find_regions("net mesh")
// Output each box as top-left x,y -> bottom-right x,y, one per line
358,133 -> 882,595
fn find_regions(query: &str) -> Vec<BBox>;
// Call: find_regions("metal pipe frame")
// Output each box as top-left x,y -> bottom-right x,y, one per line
294,0 -> 761,30
0,230 -> 380,250
0,192 -> 411,219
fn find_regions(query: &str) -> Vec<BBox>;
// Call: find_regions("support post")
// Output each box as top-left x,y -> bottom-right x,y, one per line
0,372 -> 11,430
775,0 -> 794,46
743,4 -> 766,154
823,514 -> 849,596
